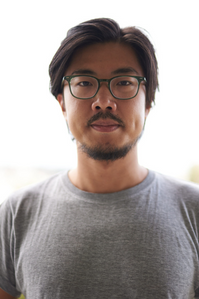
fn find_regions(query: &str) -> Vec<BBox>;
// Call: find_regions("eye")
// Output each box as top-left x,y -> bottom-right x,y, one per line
78,81 -> 92,87
117,80 -> 133,86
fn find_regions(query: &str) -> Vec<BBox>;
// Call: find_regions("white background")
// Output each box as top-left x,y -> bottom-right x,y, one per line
0,0 -> 199,180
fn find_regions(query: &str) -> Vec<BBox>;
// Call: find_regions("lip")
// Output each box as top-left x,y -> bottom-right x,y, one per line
91,120 -> 120,126
90,120 -> 120,132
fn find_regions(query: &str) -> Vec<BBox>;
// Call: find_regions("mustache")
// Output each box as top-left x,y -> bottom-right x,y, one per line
87,111 -> 125,127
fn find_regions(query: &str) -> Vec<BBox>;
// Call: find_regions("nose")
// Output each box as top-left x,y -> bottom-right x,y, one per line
91,84 -> 117,112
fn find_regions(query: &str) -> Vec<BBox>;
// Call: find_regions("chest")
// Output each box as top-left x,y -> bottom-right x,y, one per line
14,202 -> 198,298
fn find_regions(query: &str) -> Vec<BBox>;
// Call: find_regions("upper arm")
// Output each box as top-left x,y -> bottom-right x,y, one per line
0,201 -> 21,298
0,288 -> 18,299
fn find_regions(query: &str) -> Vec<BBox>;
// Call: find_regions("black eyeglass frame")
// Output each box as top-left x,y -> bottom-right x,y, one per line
61,75 -> 147,100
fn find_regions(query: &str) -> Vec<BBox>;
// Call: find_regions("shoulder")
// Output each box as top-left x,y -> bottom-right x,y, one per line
152,171 -> 199,206
0,171 -> 68,216
154,171 -> 199,192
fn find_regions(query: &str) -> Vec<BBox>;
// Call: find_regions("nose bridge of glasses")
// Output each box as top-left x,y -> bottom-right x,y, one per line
98,78 -> 110,86
97,78 -> 111,92
92,78 -> 117,111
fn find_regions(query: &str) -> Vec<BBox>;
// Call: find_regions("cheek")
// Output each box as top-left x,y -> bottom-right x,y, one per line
121,97 -> 146,128
64,97 -> 89,134
133,92 -> 147,124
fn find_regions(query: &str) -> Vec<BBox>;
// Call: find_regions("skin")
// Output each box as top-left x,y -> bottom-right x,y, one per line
0,288 -> 17,299
57,42 -> 150,193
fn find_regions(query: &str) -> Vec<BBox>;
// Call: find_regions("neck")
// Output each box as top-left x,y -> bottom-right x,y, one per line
68,145 -> 148,193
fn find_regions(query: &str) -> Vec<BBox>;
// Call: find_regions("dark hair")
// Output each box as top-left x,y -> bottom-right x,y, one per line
49,18 -> 159,108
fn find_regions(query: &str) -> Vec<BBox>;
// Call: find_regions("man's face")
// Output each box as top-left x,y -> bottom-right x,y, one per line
57,42 -> 150,161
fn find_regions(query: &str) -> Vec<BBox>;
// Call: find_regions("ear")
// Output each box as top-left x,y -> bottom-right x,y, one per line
145,107 -> 150,118
57,94 -> 67,120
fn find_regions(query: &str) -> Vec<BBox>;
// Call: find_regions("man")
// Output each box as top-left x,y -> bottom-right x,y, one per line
1,18 -> 199,299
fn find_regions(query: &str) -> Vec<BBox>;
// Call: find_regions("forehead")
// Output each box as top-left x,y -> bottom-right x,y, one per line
66,42 -> 144,77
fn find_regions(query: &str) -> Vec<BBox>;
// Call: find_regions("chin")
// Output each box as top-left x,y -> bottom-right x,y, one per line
78,134 -> 142,161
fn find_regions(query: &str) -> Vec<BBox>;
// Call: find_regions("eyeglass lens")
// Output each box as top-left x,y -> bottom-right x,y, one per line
69,76 -> 139,99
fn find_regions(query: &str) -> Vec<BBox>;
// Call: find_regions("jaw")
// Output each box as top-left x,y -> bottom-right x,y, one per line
77,129 -> 143,162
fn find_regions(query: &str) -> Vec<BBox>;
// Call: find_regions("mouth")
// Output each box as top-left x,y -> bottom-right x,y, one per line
87,111 -> 124,133
90,120 -> 121,132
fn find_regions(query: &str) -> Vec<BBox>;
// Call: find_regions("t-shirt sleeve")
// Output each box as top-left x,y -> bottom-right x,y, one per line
0,199 -> 21,298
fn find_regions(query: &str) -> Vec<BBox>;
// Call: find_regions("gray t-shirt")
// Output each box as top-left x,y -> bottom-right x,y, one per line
1,170 -> 199,298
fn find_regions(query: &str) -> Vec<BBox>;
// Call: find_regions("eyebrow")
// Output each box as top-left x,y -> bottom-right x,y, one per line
71,69 -> 97,76
111,67 -> 139,75
70,67 -> 139,76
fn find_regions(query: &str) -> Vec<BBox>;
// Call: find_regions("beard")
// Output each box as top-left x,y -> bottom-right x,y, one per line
74,111 -> 146,162
78,131 -> 143,162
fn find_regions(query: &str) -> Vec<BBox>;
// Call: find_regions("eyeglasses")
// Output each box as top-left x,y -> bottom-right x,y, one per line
62,75 -> 147,100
